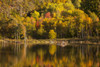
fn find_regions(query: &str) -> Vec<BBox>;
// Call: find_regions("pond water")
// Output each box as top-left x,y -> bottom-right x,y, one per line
0,43 -> 100,67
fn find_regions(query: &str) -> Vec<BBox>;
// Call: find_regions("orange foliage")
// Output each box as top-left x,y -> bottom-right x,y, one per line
45,12 -> 51,18
36,21 -> 40,28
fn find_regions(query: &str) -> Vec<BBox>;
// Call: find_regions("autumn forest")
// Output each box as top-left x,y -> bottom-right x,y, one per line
0,0 -> 100,39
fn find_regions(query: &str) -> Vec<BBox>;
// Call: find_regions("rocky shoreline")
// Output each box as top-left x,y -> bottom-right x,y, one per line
0,39 -> 100,46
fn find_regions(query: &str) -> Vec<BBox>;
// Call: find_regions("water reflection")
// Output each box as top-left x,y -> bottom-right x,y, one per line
49,45 -> 57,55
0,44 -> 100,67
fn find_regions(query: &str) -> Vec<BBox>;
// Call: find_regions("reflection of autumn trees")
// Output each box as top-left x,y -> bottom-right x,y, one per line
21,45 -> 100,67
0,45 -> 100,67
49,45 -> 57,55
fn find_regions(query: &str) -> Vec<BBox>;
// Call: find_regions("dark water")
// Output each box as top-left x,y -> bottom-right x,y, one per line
0,43 -> 100,67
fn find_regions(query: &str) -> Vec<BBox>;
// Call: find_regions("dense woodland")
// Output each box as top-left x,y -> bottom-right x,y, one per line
0,0 -> 100,39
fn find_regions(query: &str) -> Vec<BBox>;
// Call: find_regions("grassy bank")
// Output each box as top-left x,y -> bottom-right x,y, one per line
0,39 -> 56,45
0,38 -> 100,45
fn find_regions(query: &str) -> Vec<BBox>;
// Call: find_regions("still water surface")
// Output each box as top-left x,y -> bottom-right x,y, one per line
0,43 -> 100,67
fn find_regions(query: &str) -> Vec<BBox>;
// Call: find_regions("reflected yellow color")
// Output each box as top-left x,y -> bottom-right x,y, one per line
87,60 -> 93,67
0,44 -> 100,67
49,45 -> 57,55
37,48 -> 46,61
80,62 -> 86,67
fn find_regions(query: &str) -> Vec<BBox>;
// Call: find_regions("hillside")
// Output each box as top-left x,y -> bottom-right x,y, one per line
0,0 -> 100,39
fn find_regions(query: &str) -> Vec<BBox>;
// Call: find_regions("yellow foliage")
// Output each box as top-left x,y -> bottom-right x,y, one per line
67,10 -> 73,14
87,17 -> 92,24
62,23 -> 66,27
79,14 -> 86,23
59,20 -> 62,24
37,27 -> 45,36
64,2 -> 75,10
26,17 -> 31,23
49,30 -> 56,39
53,13 -> 56,17
21,17 -> 25,21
